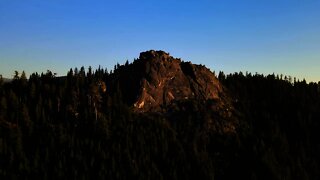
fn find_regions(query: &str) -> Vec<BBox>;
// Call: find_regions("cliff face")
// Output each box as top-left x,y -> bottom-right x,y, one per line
110,50 -> 230,113
135,50 -> 225,111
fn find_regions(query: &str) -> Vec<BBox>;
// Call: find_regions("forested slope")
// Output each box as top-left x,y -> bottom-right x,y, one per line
0,52 -> 319,179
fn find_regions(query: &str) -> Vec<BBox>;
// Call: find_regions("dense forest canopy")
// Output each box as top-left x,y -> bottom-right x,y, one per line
1,57 -> 320,179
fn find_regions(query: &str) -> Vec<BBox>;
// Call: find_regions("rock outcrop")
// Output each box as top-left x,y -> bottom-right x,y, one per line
109,50 -> 232,114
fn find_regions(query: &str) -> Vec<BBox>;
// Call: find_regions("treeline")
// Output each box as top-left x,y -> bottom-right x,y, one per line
219,71 -> 320,179
0,66 -> 320,179
0,66 -> 222,180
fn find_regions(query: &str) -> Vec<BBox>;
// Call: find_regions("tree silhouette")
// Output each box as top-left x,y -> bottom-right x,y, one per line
0,67 -> 319,179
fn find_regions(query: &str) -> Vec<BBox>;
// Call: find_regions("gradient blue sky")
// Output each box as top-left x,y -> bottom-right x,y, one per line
1,0 -> 320,82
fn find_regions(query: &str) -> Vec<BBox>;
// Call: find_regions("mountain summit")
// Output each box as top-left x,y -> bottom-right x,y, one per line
2,50 -> 318,179
110,50 -> 230,113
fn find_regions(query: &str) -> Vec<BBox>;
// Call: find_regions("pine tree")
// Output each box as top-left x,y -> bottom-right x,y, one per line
13,71 -> 19,80
0,74 -> 3,86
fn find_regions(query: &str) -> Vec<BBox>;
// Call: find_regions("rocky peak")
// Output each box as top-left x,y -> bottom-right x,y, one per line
110,50 -> 229,113
139,50 -> 171,61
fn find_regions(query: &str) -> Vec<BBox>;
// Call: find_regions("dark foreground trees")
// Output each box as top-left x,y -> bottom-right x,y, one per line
0,67 -> 319,179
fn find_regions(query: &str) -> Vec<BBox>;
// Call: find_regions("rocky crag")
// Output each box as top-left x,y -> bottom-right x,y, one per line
108,50 -> 238,133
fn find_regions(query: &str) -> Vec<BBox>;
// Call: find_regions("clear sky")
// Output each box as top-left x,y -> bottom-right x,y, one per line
1,0 -> 320,82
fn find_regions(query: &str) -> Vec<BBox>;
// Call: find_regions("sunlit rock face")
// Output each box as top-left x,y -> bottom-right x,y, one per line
133,50 -> 224,112
109,50 -> 230,113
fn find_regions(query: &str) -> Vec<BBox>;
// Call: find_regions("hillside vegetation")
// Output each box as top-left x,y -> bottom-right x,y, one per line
0,51 -> 319,179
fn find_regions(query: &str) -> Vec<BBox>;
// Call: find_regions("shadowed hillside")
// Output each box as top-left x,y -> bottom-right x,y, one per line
0,51 -> 319,179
